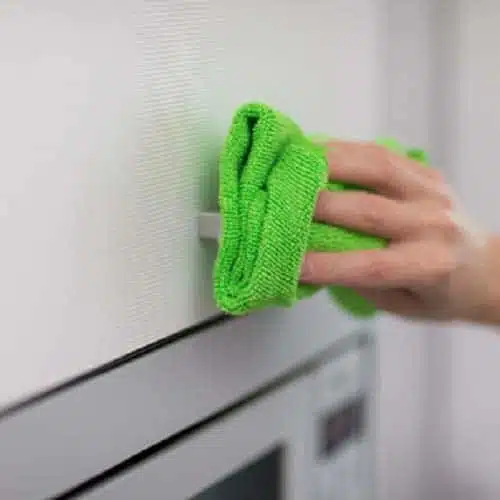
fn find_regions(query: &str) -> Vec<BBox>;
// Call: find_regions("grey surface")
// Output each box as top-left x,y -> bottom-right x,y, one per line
83,376 -> 314,500
433,2 -> 500,499
0,0 -> 385,409
0,293 -> 370,500
82,342 -> 375,500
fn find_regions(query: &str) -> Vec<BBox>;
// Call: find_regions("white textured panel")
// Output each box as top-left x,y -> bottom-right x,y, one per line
0,0 -> 383,408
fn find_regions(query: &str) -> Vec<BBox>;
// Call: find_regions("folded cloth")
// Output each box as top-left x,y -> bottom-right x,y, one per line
213,102 -> 428,317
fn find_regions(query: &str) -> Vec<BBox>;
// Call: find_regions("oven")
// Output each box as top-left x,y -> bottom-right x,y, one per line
81,334 -> 375,500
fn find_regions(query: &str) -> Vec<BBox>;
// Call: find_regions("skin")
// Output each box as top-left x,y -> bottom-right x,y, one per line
299,140 -> 500,326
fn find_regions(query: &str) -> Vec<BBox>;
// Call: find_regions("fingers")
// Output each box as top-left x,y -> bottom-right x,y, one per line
300,241 -> 457,288
325,140 -> 449,204
315,190 -> 458,240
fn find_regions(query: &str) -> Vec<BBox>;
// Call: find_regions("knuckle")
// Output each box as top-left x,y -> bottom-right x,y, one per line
375,153 -> 395,180
429,176 -> 455,209
436,191 -> 454,210
431,248 -> 458,280
363,256 -> 394,283
363,142 -> 389,162
358,195 -> 385,231
434,212 -> 461,239
428,169 -> 445,183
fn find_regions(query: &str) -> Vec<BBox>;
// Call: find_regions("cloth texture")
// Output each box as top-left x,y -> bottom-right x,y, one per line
213,102 -> 428,317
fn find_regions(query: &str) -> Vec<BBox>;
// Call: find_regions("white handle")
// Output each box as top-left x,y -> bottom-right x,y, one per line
198,212 -> 221,241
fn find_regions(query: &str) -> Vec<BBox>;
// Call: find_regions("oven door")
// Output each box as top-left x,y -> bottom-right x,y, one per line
81,335 -> 374,500
84,376 -> 314,500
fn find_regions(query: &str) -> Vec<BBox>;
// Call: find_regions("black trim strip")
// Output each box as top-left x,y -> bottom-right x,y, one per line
53,332 -> 370,499
0,313 -> 232,420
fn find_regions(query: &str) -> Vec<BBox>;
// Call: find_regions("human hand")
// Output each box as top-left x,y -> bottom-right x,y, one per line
299,140 -> 490,322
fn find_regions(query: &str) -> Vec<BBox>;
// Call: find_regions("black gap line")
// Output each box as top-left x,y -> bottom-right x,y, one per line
53,332 -> 369,499
0,313 -> 233,420
54,359 -> 312,498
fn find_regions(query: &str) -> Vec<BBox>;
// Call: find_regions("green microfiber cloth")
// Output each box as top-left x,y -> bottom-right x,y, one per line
213,102 -> 428,317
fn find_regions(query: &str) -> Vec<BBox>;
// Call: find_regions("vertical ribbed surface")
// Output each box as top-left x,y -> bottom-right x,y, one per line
123,0 -> 218,346
0,0 -> 383,408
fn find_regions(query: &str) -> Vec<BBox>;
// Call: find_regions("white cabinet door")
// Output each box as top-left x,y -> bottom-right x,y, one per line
0,0 -> 384,409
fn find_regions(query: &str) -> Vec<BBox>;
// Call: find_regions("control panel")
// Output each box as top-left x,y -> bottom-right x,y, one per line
312,343 -> 372,500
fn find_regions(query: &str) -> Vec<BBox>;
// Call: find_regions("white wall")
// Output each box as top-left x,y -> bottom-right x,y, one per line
378,4 -> 500,499
435,2 -> 500,499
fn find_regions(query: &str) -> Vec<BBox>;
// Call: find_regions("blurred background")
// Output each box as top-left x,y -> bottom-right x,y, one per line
379,2 -> 500,500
